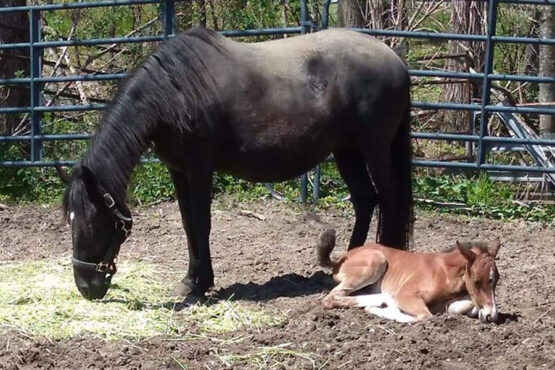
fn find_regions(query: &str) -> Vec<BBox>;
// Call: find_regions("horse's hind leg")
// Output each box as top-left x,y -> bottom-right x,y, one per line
356,96 -> 413,249
360,107 -> 413,249
333,147 -> 378,249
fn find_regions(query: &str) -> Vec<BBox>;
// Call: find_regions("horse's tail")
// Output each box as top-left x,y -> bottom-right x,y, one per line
317,229 -> 339,269
376,95 -> 414,249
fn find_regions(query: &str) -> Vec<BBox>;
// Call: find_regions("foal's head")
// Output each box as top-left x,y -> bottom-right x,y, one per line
63,165 -> 132,300
457,238 -> 501,323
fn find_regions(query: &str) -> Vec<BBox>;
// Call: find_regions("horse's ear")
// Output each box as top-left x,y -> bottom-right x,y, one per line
488,237 -> 501,258
457,241 -> 476,263
55,165 -> 70,184
81,165 -> 97,185
81,165 -> 101,199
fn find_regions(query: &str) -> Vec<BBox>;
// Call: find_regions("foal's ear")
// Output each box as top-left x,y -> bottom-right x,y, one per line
488,237 -> 502,258
457,241 -> 476,263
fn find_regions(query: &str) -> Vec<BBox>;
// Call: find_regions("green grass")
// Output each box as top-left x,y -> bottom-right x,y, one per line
0,259 -> 283,341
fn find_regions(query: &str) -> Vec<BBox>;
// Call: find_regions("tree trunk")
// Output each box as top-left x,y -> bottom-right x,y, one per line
441,0 -> 487,132
0,0 -> 30,135
539,6 -> 555,138
338,0 -> 366,27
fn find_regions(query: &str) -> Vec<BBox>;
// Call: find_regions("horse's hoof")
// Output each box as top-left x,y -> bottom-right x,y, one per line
176,293 -> 206,310
170,281 -> 194,297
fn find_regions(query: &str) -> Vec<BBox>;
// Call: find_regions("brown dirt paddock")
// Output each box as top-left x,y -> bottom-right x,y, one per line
0,198 -> 554,369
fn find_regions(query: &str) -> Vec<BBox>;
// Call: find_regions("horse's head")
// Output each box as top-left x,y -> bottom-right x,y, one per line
63,165 -> 132,300
457,238 -> 501,323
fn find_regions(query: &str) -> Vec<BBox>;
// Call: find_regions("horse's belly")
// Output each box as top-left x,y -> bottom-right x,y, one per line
215,100 -> 345,181
218,144 -> 332,182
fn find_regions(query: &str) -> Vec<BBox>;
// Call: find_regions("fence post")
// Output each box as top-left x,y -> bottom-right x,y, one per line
322,0 -> 332,30
29,8 -> 43,163
162,0 -> 175,39
477,0 -> 499,167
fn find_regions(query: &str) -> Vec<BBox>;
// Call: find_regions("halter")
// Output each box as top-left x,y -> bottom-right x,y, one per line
71,193 -> 132,276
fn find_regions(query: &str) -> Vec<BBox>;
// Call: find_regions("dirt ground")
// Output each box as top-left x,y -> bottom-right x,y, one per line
0,198 -> 554,369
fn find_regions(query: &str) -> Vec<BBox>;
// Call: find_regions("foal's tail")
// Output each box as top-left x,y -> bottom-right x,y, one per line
376,97 -> 414,249
317,229 -> 338,269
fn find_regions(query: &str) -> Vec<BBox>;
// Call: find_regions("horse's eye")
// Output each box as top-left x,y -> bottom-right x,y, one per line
474,280 -> 483,288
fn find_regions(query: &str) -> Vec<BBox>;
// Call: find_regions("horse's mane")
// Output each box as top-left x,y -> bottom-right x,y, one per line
63,28 -> 224,216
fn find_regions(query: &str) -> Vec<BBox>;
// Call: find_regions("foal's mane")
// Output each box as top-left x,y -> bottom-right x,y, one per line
63,28 -> 224,218
443,241 -> 490,254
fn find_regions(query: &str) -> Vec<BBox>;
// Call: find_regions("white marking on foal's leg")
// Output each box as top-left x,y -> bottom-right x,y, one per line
365,306 -> 415,323
447,299 -> 476,316
69,212 -> 75,223
355,293 -> 389,308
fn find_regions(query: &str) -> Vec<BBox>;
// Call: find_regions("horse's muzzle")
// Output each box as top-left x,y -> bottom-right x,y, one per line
73,268 -> 111,300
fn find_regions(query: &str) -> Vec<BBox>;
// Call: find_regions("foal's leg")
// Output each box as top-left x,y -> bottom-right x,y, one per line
447,297 -> 478,317
365,305 -> 416,323
322,250 -> 387,309
394,294 -> 433,321
333,147 -> 378,249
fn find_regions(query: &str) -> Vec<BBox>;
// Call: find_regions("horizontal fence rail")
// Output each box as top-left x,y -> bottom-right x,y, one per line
1,0 -> 554,201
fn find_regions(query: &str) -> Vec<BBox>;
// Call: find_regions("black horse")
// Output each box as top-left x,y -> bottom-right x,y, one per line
63,28 -> 413,302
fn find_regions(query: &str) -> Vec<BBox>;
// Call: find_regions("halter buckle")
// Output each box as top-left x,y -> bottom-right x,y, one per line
103,193 -> 116,209
115,219 -> 131,238
95,261 -> 117,274
95,262 -> 110,272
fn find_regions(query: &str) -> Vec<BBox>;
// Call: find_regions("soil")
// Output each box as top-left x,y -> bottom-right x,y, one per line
0,198 -> 554,369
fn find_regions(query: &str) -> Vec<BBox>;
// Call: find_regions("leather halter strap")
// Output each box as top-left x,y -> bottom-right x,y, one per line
71,193 -> 132,275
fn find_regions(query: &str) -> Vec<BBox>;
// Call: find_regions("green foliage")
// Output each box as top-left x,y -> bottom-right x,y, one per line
128,162 -> 175,205
0,145 -> 65,204
1,157 -> 553,223
413,174 -> 554,221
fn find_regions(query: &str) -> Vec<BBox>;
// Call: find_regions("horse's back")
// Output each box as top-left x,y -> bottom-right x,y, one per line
146,28 -> 410,181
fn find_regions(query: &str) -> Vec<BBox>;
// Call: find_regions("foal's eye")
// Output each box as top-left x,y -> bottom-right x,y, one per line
474,280 -> 483,288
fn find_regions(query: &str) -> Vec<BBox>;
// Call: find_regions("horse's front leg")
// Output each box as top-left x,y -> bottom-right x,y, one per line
169,167 -> 214,304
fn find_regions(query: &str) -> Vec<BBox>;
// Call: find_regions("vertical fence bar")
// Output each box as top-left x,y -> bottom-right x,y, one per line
299,0 -> 309,202
313,163 -> 321,202
322,0 -> 332,30
162,0 -> 175,39
300,0 -> 310,34
477,0 -> 499,167
29,9 -> 43,163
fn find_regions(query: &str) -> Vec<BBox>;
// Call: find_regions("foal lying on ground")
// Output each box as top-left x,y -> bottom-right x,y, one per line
318,230 -> 501,323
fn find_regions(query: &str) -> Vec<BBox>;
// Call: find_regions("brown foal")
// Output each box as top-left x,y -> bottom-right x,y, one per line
318,230 -> 501,323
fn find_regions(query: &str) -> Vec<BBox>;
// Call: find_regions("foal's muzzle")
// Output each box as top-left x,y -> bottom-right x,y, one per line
479,306 -> 498,323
